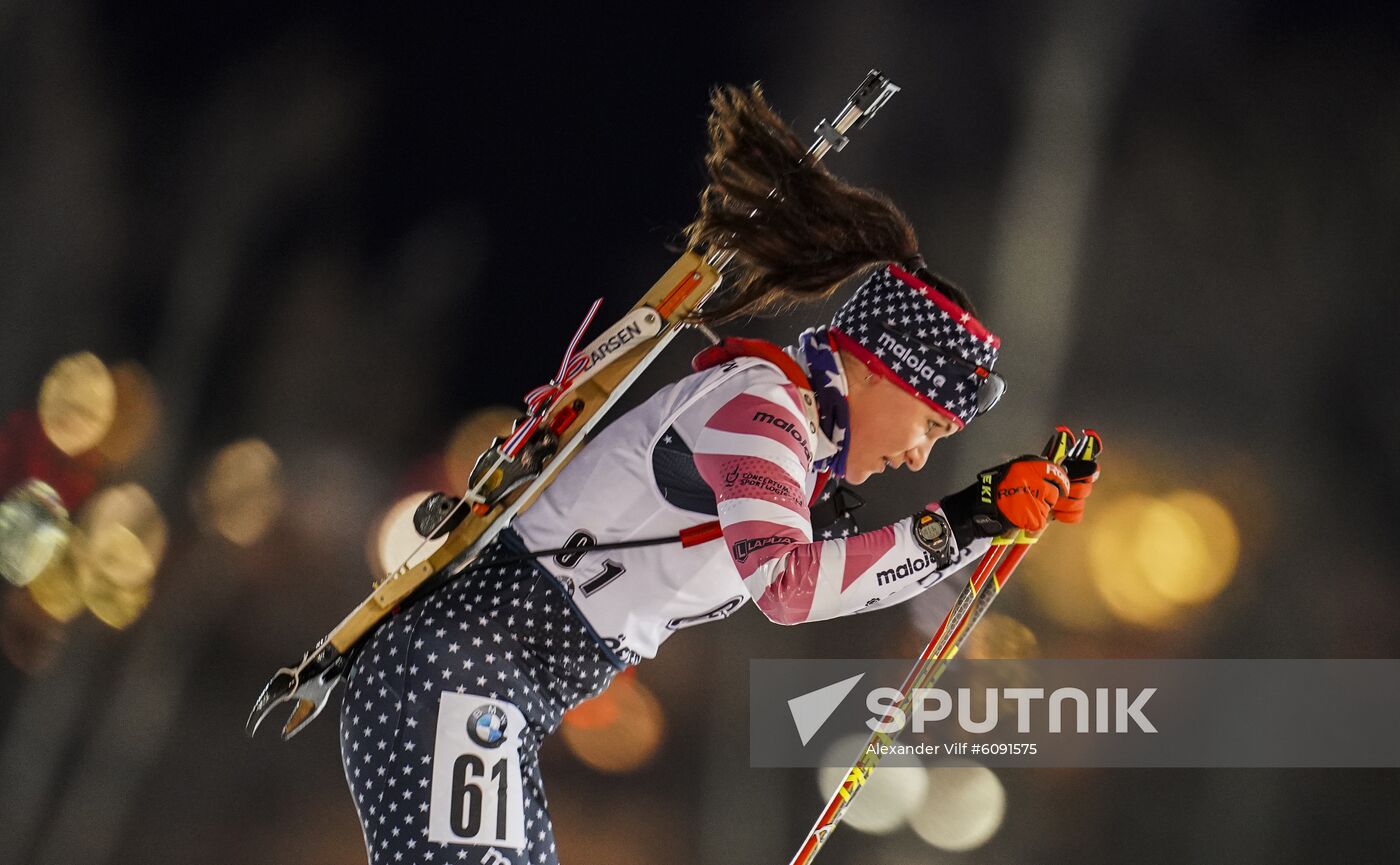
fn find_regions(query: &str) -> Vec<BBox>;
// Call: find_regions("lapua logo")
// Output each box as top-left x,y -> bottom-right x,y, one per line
733,534 -> 795,563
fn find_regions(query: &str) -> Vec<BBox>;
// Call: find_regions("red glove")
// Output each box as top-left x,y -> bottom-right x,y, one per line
993,456 -> 1070,532
1050,458 -> 1098,523
940,455 -> 1070,541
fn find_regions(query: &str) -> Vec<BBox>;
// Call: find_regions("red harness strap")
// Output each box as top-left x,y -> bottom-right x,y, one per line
678,337 -> 833,547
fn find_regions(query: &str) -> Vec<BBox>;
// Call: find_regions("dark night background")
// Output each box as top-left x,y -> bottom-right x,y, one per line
1,2 -> 1398,864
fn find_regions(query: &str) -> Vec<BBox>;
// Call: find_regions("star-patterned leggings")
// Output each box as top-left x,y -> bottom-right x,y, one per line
340,526 -> 626,865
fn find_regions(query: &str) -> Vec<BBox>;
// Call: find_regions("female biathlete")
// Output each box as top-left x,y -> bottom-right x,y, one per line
338,84 -> 1098,865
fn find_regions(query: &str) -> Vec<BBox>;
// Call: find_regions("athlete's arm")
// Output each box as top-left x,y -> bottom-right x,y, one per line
683,366 -> 986,625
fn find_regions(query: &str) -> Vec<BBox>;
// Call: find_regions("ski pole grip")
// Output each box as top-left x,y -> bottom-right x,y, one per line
1071,428 -> 1103,462
1043,425 -> 1076,463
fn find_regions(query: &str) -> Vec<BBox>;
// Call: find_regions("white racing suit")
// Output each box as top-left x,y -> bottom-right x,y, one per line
340,348 -> 989,864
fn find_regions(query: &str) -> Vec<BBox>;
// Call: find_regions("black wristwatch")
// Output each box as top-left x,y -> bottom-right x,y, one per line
912,508 -> 956,567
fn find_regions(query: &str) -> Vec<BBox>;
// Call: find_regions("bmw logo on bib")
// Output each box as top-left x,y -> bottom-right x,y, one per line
466,704 -> 509,748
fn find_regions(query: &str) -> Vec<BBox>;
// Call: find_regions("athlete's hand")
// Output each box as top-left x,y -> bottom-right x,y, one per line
940,456 -> 1071,542
1050,457 -> 1098,523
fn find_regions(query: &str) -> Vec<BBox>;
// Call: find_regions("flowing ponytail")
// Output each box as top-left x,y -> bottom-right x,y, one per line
680,83 -> 923,325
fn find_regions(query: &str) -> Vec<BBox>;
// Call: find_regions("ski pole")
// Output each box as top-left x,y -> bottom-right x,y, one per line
786,427 -> 1101,865
900,429 -> 1101,708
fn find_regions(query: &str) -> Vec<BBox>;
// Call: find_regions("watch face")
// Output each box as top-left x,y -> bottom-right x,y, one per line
916,512 -> 948,550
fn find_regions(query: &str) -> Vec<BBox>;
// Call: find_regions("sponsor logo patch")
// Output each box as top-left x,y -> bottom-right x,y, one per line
723,465 -> 803,502
874,549 -> 940,587
733,534 -> 796,563
752,410 -> 811,461
583,321 -> 646,370
874,330 -> 951,387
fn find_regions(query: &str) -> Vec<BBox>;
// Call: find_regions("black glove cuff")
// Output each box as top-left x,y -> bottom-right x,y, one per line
939,481 -> 1005,547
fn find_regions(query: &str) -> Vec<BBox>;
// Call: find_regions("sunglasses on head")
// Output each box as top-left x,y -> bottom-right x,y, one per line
880,319 -> 1007,416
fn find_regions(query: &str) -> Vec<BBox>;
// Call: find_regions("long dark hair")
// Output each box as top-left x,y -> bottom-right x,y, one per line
680,83 -> 976,325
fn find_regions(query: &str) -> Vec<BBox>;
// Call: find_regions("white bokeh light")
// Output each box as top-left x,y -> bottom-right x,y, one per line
815,735 -> 929,835
907,762 -> 1006,851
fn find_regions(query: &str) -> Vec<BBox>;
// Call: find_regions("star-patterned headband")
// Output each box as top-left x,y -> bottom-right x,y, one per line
827,263 -> 1003,429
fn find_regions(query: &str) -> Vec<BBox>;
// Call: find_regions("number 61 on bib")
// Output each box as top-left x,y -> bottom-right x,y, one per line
428,692 -> 527,850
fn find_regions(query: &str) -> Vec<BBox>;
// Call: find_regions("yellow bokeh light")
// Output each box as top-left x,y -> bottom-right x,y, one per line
76,534 -> 154,630
37,352 -> 117,456
962,612 -> 1039,660
1087,491 -> 1238,629
1152,490 -> 1239,604
906,763 -> 1006,851
560,672 -> 666,774
444,407 -> 521,492
1088,494 -> 1185,628
958,612 -> 1040,695
26,543 -> 86,623
72,484 -> 166,630
86,522 -> 158,590
197,439 -> 284,546
96,362 -> 161,466
1019,445 -> 1243,633
81,483 -> 167,588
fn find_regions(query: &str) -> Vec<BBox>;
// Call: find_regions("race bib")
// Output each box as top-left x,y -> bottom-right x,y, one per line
428,692 -> 527,850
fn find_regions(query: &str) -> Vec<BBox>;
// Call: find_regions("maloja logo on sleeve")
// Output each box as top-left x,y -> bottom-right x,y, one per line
751,410 -> 812,461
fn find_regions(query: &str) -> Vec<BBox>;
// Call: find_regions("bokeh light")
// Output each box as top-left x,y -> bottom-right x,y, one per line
77,483 -> 167,629
37,352 -> 117,456
0,479 -> 72,588
444,407 -> 520,492
81,483 -> 167,588
961,612 -> 1039,660
95,362 -> 161,467
1149,491 -> 1239,604
76,538 -> 154,629
560,670 -> 666,774
815,735 -> 929,835
369,490 -> 447,578
25,543 -> 86,623
196,439 -> 285,546
1020,445 -> 1243,634
957,611 -> 1041,696
906,762 -> 1006,851
1087,490 -> 1239,629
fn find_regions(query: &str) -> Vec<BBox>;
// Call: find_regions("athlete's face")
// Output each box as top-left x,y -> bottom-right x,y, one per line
839,349 -> 958,486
